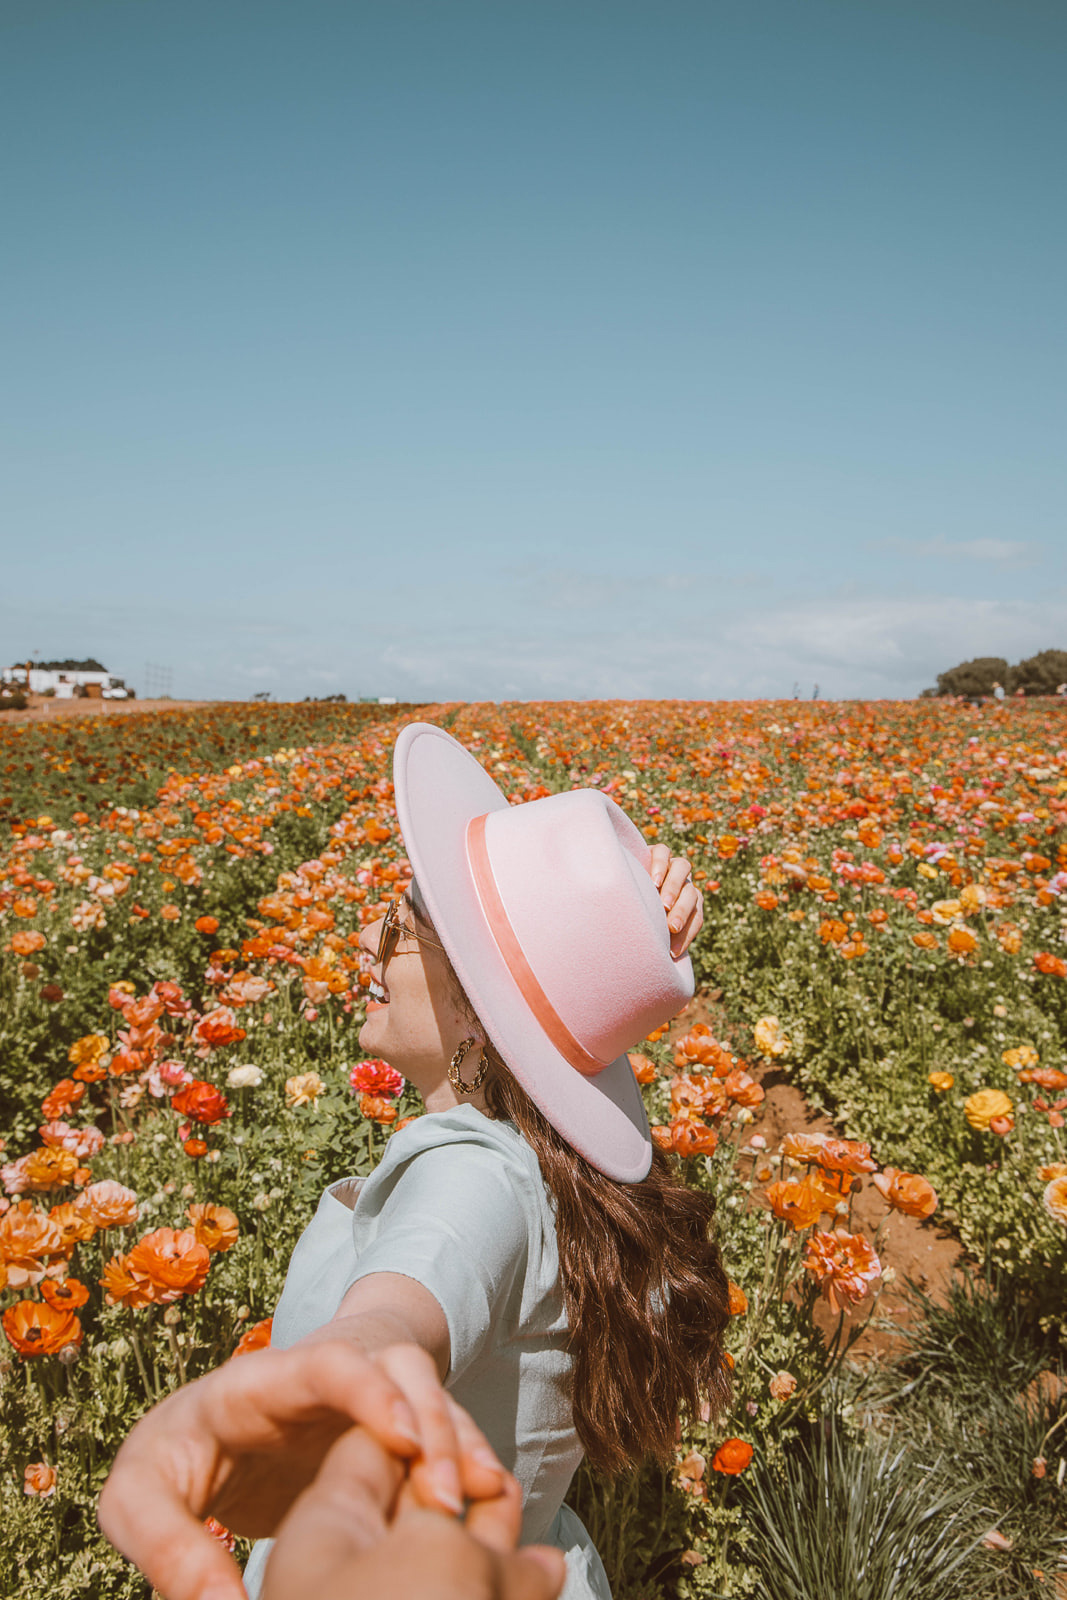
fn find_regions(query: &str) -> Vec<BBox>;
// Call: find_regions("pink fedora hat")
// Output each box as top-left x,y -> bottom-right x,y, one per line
392,723 -> 694,1183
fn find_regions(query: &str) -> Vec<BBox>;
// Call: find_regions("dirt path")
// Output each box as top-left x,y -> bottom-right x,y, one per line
669,993 -> 965,1359
2,696 -> 210,725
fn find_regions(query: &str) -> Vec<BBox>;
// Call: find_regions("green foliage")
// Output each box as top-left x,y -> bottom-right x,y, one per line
1010,650 -> 1067,698
936,657 -> 1010,698
734,1417 -> 985,1600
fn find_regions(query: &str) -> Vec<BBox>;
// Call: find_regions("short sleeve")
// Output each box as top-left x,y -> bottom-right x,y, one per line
341,1139 -> 531,1383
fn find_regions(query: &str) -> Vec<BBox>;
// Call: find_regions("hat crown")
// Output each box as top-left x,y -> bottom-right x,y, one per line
472,789 -> 691,1070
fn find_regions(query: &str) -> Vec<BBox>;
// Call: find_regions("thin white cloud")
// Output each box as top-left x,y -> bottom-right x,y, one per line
881,537 -> 1040,564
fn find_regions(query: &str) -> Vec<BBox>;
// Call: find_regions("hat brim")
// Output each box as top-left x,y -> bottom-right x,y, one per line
393,722 -> 654,1183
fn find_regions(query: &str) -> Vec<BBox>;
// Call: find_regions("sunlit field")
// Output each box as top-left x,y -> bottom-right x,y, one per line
2,699 -> 1065,1598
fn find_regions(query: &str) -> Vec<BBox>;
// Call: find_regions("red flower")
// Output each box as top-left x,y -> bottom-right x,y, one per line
171,1081 -> 231,1125
232,1316 -> 273,1357
349,1059 -> 404,1099
195,1007 -> 246,1050
711,1438 -> 753,1475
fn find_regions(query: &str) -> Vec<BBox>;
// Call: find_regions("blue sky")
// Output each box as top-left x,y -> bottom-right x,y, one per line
2,0 -> 1064,702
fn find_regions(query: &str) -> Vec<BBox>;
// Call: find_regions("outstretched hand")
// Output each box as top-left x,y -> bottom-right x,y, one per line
98,1341 -> 507,1600
648,843 -> 704,958
263,1424 -> 565,1600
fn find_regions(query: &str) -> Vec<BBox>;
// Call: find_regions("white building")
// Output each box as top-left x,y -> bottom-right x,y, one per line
2,663 -> 130,699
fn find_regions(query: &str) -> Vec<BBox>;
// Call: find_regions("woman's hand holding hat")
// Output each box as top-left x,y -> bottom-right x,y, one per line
647,844 -> 704,959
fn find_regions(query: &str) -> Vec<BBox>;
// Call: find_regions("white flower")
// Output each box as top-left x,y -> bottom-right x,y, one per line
227,1063 -> 264,1089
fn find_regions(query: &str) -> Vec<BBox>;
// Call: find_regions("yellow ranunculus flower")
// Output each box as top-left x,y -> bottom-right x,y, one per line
1002,1046 -> 1039,1071
930,899 -> 963,926
964,1088 -> 1013,1131
959,884 -> 987,913
68,1033 -> 110,1066
928,1071 -> 954,1092
285,1071 -> 325,1109
753,1016 -> 791,1059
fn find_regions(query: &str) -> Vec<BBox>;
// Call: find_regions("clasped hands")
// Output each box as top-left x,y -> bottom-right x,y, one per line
98,1340 -> 565,1600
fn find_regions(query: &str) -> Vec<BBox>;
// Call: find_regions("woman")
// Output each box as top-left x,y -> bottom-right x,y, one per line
100,723 -> 730,1600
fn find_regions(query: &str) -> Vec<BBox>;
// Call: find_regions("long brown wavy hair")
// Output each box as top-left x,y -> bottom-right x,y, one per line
418,877 -> 732,1474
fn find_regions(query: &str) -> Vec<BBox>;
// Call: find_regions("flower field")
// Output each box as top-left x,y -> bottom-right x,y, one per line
1,697 -> 1066,1598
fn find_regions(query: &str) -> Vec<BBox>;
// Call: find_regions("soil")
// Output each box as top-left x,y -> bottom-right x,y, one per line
667,991 -> 966,1361
1,695 -> 210,724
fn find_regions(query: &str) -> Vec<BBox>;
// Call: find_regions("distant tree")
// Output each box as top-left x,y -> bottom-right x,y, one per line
37,658 -> 107,672
935,657 -> 1009,698
1007,649 -> 1067,697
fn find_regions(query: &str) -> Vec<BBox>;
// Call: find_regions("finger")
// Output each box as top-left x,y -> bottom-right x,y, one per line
375,1345 -> 465,1515
501,1547 -> 568,1600
647,842 -> 670,889
262,1428 -> 404,1600
446,1394 -> 508,1503
669,888 -> 704,958
225,1342 -> 422,1455
99,1455 -> 248,1600
659,854 -> 694,914
462,1471 -> 523,1553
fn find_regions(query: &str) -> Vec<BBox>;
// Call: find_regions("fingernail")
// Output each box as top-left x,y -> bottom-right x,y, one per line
430,1461 -> 464,1514
391,1401 -> 420,1446
472,1446 -> 504,1475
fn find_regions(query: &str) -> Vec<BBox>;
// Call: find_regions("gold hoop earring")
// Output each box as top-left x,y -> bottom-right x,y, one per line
448,1037 -> 488,1095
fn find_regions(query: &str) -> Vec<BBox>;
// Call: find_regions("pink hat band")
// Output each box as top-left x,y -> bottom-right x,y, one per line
464,790 -> 691,1075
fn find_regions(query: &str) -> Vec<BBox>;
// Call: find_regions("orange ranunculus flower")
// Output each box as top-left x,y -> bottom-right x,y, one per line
711,1438 -> 753,1476
42,1277 -> 90,1311
1034,952 -> 1067,978
195,1006 -> 246,1050
1002,1046 -> 1039,1070
12,897 -> 37,918
764,1180 -> 826,1231
22,1147 -> 79,1191
819,919 -> 848,945
995,923 -> 1023,955
184,1138 -> 209,1158
928,1071 -> 954,1092
41,1078 -> 86,1121
911,930 -> 938,950
1021,1067 -> 1067,1090
80,1179 -> 139,1229
124,1227 -> 212,1303
1042,1177 -> 1067,1227
49,1202 -> 97,1250
233,1316 -> 273,1357
754,891 -> 778,911
780,1131 -> 876,1175
187,1203 -> 239,1253
670,1118 -> 718,1157
1038,1163 -> 1067,1182
171,1080 -> 231,1124
123,994 -> 164,1028
359,1093 -> 398,1125
947,926 -> 978,956
23,1462 -> 57,1496
769,1370 -> 797,1401
802,1229 -> 881,1314
964,1089 -> 1013,1131
871,1168 -> 938,1219
0,1201 -> 65,1287
2,1299 -> 82,1358
651,1125 -> 674,1152
628,1053 -> 658,1085
727,1282 -> 748,1316
100,1254 -> 156,1308
716,834 -> 740,860
10,930 -> 47,956
724,1069 -> 764,1109
195,916 -> 220,936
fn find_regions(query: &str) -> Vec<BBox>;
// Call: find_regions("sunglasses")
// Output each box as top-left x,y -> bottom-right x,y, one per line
376,897 -> 448,968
